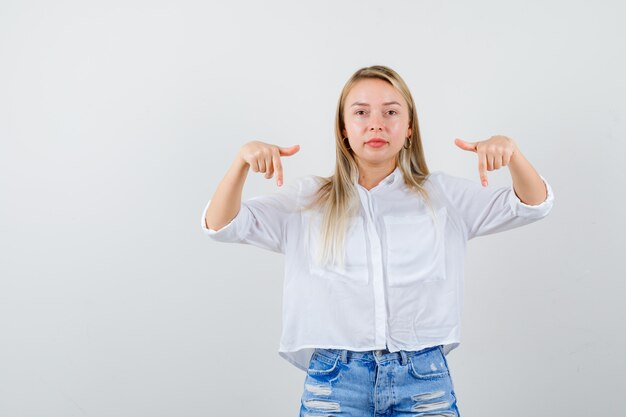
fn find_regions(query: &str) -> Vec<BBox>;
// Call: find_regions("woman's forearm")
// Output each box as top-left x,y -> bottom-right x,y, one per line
204,155 -> 250,231
508,146 -> 548,206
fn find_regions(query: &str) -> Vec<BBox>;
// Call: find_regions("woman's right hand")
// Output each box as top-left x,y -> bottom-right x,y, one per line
237,141 -> 300,187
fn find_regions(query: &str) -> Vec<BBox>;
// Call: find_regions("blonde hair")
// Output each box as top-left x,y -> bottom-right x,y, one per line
303,65 -> 433,269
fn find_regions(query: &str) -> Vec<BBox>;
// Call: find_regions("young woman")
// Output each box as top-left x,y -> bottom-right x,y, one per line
202,65 -> 554,417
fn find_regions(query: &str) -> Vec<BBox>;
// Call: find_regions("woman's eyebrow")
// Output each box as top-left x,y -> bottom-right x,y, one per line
350,101 -> 402,107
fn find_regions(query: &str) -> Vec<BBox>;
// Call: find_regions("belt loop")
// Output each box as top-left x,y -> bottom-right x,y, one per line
341,349 -> 348,364
399,350 -> 408,366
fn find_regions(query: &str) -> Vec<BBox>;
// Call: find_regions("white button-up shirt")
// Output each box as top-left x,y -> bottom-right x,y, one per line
200,166 -> 555,371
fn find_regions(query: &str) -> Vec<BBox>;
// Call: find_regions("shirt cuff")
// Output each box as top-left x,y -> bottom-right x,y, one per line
200,199 -> 243,239
508,175 -> 555,218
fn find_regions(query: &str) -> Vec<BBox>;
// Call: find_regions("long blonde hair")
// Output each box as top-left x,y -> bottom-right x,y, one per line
303,65 -> 432,269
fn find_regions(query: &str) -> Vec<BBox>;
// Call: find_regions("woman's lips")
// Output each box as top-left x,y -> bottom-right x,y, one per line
366,140 -> 387,148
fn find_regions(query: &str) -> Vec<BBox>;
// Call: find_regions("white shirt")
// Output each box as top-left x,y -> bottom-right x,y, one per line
200,166 -> 555,371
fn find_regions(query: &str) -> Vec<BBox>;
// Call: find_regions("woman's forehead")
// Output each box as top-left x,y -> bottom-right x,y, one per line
346,79 -> 405,106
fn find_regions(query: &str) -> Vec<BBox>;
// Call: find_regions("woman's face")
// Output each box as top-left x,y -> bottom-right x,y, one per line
342,78 -> 412,168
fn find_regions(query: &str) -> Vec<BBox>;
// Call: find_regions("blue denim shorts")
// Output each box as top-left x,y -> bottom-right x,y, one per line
299,345 -> 460,417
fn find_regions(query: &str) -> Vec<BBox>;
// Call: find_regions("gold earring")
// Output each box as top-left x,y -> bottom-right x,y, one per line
403,137 -> 412,149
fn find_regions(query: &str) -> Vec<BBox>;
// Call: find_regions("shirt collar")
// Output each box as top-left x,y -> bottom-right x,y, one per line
354,166 -> 401,188
386,166 -> 401,185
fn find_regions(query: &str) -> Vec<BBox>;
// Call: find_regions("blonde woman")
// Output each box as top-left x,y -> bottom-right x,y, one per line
202,65 -> 554,417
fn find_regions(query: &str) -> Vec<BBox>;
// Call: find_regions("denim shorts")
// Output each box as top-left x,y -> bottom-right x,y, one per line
299,345 -> 460,417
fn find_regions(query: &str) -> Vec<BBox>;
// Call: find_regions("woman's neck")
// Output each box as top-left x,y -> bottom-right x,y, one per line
357,162 -> 396,190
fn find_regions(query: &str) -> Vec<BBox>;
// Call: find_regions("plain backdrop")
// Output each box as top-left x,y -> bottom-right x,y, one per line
1,0 -> 624,416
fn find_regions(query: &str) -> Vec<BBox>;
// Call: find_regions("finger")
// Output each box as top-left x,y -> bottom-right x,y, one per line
454,138 -> 477,152
273,151 -> 284,186
493,155 -> 503,170
486,154 -> 494,171
478,151 -> 488,186
279,144 -> 300,156
503,152 -> 511,166
257,157 -> 266,173
265,155 -> 274,179
250,158 -> 259,172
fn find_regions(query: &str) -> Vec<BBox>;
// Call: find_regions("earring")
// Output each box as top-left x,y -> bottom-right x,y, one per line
343,137 -> 351,150
403,137 -> 412,149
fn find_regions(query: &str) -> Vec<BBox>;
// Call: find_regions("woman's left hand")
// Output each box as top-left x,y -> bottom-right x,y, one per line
454,135 -> 519,187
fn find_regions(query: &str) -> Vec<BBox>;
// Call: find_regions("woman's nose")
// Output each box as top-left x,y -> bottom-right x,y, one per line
368,113 -> 384,131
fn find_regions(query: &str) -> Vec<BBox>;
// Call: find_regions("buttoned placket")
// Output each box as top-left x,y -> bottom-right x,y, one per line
357,180 -> 390,350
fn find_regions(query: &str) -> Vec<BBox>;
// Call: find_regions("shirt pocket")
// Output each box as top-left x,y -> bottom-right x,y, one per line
383,206 -> 447,287
304,213 -> 369,285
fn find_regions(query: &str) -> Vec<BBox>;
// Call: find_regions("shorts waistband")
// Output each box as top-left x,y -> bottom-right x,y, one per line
314,345 -> 442,366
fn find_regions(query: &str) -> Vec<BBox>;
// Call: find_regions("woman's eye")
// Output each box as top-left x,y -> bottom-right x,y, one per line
354,110 -> 397,116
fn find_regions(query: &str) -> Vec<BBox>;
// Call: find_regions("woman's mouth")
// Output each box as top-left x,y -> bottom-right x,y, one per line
366,139 -> 388,148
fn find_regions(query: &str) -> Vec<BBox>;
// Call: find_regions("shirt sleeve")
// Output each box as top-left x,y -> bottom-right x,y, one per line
200,178 -> 303,254
430,171 -> 555,240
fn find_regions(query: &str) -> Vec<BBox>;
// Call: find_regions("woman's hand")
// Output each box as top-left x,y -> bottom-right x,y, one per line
454,135 -> 518,187
237,141 -> 300,186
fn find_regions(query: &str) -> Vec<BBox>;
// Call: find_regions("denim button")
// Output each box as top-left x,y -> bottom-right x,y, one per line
375,350 -> 383,356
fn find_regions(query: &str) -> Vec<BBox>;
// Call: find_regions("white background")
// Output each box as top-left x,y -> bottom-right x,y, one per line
1,0 -> 624,416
